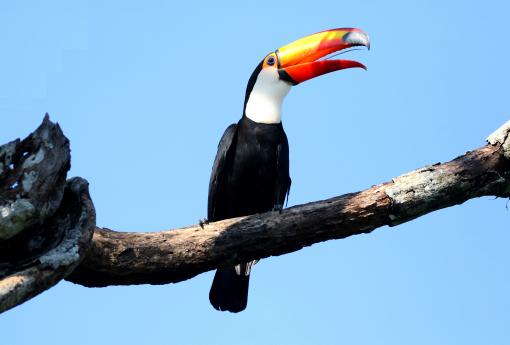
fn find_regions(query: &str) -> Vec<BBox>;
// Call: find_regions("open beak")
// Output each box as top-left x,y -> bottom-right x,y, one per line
276,28 -> 370,85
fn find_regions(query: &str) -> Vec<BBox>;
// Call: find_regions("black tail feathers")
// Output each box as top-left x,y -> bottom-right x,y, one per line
209,266 -> 250,313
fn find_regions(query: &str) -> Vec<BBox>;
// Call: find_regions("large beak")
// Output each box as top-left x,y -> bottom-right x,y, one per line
276,28 -> 370,85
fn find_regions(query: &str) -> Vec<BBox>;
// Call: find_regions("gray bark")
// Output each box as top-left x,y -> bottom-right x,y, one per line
0,114 -> 70,241
0,117 -> 94,313
0,178 -> 95,313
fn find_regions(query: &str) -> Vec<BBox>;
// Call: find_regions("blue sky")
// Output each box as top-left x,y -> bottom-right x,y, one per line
1,1 -> 510,344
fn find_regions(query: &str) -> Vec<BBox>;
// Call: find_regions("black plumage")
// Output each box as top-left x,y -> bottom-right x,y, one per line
208,115 -> 291,312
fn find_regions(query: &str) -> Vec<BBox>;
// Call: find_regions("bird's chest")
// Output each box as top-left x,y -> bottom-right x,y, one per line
218,118 -> 287,216
231,130 -> 279,184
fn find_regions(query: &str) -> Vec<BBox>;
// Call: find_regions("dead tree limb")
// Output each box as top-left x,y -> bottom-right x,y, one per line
0,117 -> 94,313
1,115 -> 509,311
66,121 -> 510,287
0,178 -> 95,313
0,114 -> 70,241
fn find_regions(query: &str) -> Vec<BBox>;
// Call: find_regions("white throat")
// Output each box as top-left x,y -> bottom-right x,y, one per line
245,67 -> 291,124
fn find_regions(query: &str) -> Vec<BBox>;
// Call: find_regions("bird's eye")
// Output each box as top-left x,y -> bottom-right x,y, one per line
266,56 -> 275,66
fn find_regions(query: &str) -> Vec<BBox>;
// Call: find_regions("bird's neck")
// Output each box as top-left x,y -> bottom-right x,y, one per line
244,69 -> 291,124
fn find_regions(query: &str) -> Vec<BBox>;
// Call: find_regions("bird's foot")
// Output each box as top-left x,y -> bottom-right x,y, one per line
273,204 -> 284,214
198,218 -> 209,229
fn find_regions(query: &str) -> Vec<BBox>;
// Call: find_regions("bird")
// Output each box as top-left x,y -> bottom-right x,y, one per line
208,28 -> 370,312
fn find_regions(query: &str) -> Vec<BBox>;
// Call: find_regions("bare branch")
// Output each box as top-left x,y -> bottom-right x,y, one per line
0,117 -> 94,314
0,114 -> 70,240
2,115 -> 509,311
67,124 -> 510,287
0,178 -> 96,313
487,119 -> 510,158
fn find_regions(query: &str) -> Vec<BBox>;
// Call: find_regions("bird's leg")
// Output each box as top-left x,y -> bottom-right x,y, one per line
273,204 -> 284,214
198,218 -> 209,229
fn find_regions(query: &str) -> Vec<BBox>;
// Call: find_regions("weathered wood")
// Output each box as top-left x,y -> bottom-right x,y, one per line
0,114 -> 70,241
0,178 -> 95,313
487,119 -> 510,158
1,115 -> 509,311
67,134 -> 510,287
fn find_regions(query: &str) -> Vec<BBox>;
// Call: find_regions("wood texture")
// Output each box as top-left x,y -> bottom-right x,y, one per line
2,115 -> 510,312
0,178 -> 96,313
0,114 -> 70,241
67,140 -> 510,287
0,117 -> 95,314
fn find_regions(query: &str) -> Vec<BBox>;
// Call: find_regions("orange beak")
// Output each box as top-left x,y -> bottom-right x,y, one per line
276,28 -> 370,85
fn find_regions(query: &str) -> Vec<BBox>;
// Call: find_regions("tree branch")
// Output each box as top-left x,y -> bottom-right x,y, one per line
0,178 -> 95,313
0,117 -> 95,313
67,122 -> 510,287
1,115 -> 509,309
0,114 -> 70,241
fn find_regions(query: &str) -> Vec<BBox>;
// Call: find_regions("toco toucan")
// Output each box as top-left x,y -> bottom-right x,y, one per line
208,28 -> 370,312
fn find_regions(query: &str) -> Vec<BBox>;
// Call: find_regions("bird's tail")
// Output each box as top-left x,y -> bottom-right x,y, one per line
209,262 -> 254,313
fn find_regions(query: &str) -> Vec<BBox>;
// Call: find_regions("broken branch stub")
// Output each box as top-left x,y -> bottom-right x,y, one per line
0,177 -> 96,314
0,114 -> 71,241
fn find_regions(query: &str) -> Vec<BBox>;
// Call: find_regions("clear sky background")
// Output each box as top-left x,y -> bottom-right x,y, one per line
1,1 -> 509,344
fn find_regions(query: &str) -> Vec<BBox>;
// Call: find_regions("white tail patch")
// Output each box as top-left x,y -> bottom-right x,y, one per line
234,260 -> 259,276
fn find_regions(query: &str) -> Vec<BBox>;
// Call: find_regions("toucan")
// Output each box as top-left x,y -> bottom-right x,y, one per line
208,28 -> 370,312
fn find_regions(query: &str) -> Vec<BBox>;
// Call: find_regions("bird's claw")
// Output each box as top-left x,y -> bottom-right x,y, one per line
199,218 -> 210,229
273,204 -> 283,214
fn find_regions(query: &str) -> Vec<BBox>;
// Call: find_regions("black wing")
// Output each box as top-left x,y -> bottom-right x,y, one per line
207,123 -> 238,221
274,132 -> 291,210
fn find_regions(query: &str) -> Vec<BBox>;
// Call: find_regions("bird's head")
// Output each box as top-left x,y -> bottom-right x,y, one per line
244,28 -> 370,124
